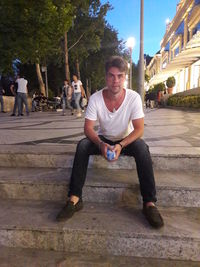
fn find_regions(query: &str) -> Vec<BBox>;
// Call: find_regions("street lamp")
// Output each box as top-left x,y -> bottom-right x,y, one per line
127,37 -> 136,89
138,0 -> 144,104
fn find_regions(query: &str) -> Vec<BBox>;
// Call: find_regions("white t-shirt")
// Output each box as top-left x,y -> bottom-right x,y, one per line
85,88 -> 144,141
16,78 -> 28,93
72,80 -> 82,93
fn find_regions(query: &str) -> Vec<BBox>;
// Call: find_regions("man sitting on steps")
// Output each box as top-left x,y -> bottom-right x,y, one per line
56,56 -> 164,229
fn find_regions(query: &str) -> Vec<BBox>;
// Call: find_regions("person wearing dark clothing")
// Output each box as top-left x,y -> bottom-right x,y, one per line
10,81 -> 19,116
0,80 -> 6,113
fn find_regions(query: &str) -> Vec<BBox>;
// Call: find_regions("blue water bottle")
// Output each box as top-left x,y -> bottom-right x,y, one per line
107,148 -> 116,161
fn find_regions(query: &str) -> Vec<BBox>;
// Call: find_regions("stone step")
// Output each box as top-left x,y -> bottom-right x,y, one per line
0,199 -> 200,261
0,246 -> 199,267
0,168 -> 199,207
0,144 -> 200,171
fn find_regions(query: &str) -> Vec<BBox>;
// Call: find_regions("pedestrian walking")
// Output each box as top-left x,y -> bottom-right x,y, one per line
61,80 -> 73,115
71,75 -> 86,118
56,56 -> 164,229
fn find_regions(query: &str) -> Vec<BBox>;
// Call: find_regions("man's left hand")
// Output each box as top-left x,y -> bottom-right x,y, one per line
111,143 -> 122,161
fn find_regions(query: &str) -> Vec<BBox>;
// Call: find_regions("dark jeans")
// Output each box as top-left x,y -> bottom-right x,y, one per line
17,92 -> 29,115
68,137 -> 157,203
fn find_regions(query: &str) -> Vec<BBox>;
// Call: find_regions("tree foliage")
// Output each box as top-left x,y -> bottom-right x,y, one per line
0,0 -> 74,73
0,0 -> 136,96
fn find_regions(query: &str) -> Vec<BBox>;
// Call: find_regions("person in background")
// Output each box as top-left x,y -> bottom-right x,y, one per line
71,75 -> 86,118
0,78 -> 6,113
10,77 -> 19,116
61,79 -> 73,116
16,74 -> 29,116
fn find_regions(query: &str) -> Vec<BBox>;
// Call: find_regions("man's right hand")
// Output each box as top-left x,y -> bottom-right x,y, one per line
99,142 -> 114,161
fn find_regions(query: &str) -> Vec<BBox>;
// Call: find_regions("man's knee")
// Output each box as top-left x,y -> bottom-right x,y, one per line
128,138 -> 150,157
76,137 -> 92,153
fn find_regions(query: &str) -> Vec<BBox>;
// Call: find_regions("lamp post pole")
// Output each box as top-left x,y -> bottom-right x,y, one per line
139,0 -> 144,104
129,47 -> 133,89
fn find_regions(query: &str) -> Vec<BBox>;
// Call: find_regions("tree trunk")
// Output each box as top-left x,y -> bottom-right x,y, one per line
64,32 -> 70,82
86,78 -> 90,98
76,58 -> 81,80
35,63 -> 46,96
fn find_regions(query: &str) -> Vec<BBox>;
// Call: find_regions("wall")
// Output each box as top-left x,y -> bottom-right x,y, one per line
2,96 -> 32,112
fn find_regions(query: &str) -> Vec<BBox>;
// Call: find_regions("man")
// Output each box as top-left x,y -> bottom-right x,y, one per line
16,74 -> 29,116
56,56 -> 164,229
0,79 -> 6,113
71,75 -> 86,118
61,79 -> 73,116
10,78 -> 19,116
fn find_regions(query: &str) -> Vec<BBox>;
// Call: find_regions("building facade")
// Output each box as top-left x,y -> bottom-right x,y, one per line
146,0 -> 200,94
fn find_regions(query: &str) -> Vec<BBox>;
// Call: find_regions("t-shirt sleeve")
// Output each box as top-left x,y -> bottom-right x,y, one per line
130,94 -> 144,120
85,95 -> 98,121
79,80 -> 82,86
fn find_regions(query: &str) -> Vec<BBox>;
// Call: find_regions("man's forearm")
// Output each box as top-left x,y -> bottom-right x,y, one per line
84,128 -> 102,147
119,128 -> 143,148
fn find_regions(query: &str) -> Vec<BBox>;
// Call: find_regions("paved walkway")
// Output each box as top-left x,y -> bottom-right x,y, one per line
0,108 -> 200,154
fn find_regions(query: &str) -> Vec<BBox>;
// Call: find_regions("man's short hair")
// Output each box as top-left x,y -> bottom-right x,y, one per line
105,56 -> 128,74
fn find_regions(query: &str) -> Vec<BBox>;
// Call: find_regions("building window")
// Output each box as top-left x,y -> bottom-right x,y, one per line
164,42 -> 170,51
175,20 -> 184,35
174,46 -> 179,57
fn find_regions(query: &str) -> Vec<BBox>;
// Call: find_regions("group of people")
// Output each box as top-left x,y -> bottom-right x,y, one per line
61,74 -> 87,117
0,74 -> 29,116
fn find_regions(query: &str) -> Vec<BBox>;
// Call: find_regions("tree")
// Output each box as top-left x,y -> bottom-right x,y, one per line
79,24 -> 127,93
67,1 -> 111,79
0,0 -> 74,95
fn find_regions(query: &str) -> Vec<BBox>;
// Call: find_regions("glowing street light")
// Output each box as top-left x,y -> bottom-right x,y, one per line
126,37 -> 136,89
165,18 -> 170,25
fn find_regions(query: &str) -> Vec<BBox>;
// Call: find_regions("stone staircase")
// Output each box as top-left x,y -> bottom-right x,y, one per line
0,144 -> 200,266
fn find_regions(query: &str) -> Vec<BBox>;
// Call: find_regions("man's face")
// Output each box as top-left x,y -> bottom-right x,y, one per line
106,67 -> 126,94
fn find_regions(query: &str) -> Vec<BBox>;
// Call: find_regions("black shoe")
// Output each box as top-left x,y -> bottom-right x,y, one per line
1,111 -> 6,113
56,199 -> 83,222
21,113 -> 24,116
143,204 -> 164,229
11,114 -> 16,116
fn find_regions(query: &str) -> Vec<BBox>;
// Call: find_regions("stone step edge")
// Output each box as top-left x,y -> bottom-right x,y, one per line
0,245 -> 199,267
0,201 -> 199,261
0,182 -> 200,207
0,144 -> 200,157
